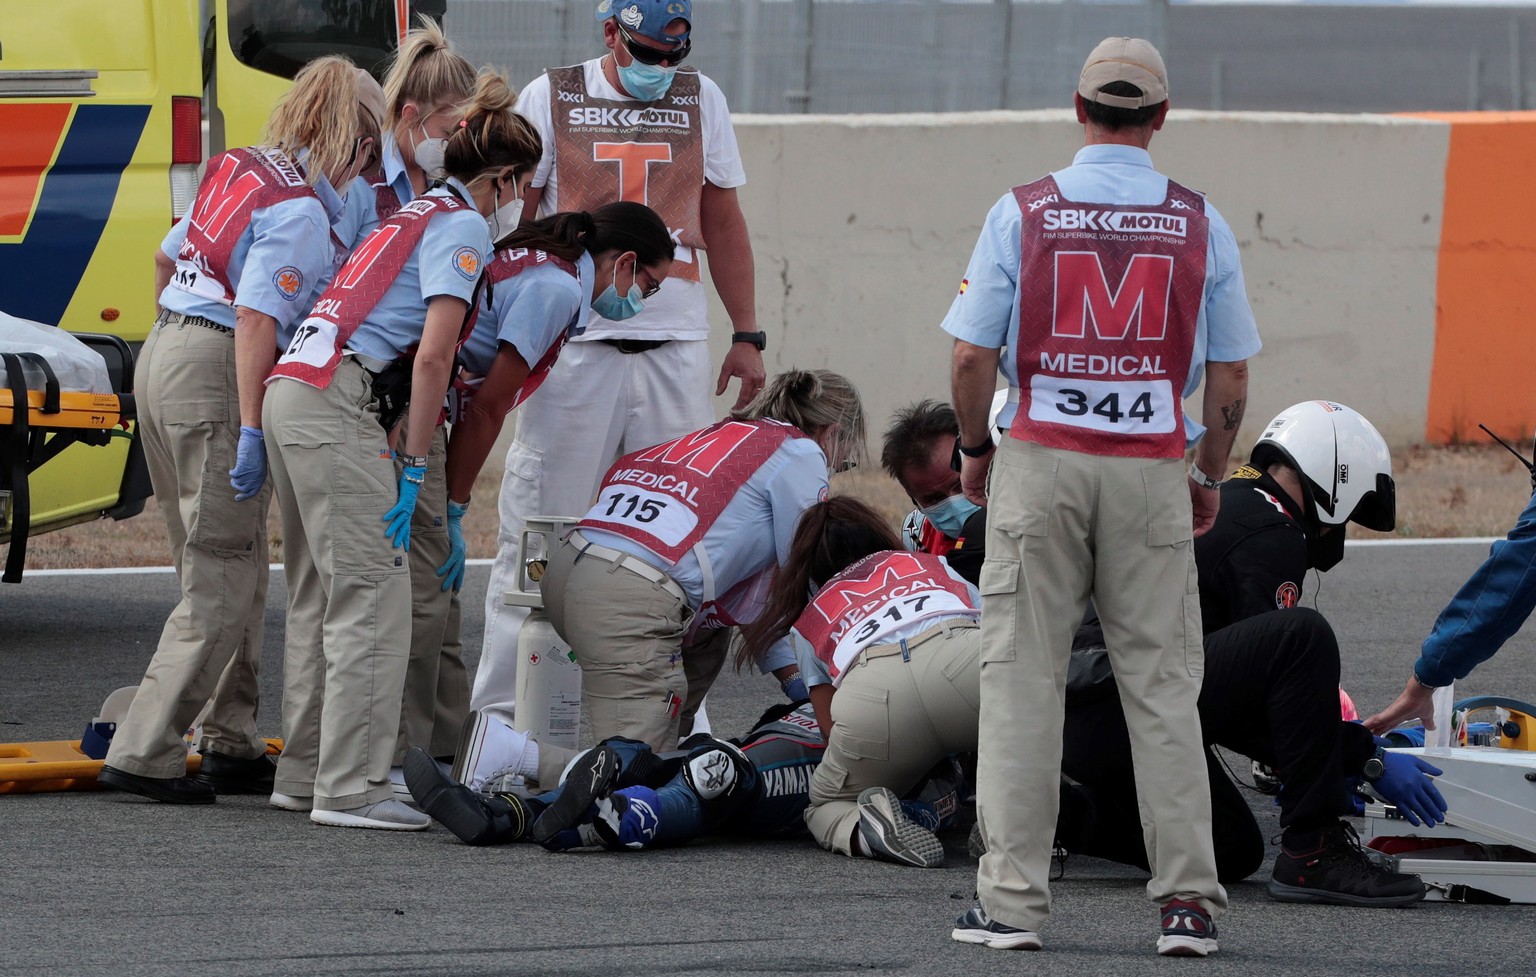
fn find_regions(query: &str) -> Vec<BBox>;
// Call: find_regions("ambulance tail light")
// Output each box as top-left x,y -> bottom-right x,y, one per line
170,95 -> 202,220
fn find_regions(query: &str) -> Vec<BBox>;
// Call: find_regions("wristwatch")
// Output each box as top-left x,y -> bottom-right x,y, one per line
1362,746 -> 1387,782
958,439 -> 994,459
731,331 -> 767,351
1188,463 -> 1223,491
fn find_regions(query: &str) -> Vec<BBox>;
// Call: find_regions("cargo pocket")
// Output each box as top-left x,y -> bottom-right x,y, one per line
977,559 -> 1019,663
331,500 -> 408,579
992,448 -> 1057,539
940,629 -> 983,713
830,685 -> 889,761
1145,462 -> 1194,547
187,436 -> 265,555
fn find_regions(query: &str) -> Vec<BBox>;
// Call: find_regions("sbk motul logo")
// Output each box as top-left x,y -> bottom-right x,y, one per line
1043,209 -> 1186,237
1053,251 -> 1173,341
567,107 -> 690,129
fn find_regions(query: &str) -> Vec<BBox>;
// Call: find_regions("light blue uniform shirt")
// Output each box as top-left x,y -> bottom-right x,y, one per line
159,163 -> 345,345
345,178 -> 491,363
580,436 -> 830,611
334,133 -> 416,257
939,144 -> 1261,446
459,251 -> 593,375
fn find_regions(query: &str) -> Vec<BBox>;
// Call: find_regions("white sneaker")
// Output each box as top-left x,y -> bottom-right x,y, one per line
270,792 -> 312,812
310,798 -> 430,831
450,710 -> 530,794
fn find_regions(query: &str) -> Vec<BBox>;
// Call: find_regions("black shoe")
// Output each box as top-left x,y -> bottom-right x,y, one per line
98,764 -> 216,804
404,747 -> 532,846
192,750 -> 277,794
531,745 -> 620,846
1268,821 -> 1426,907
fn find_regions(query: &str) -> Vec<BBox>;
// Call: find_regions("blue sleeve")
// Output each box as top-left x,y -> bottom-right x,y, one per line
495,272 -> 583,359
939,192 -> 1021,350
791,631 -> 833,688
161,218 -> 188,260
1417,490 -> 1536,687
765,440 -> 830,566
234,199 -> 333,330
335,174 -> 379,253
758,634 -> 798,675
1201,203 -> 1261,363
419,210 -> 491,304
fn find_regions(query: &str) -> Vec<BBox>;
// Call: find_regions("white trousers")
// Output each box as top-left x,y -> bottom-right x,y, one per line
472,338 -> 714,726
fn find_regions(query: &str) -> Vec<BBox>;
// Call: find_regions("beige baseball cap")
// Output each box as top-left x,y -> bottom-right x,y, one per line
354,66 -> 387,134
1078,37 -> 1168,108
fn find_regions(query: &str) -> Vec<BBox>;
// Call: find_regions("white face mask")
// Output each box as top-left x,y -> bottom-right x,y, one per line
414,124 -> 447,177
490,196 -> 521,240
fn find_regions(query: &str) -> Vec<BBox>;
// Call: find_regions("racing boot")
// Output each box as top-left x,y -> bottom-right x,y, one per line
1267,820 -> 1426,907
531,744 -> 622,846
404,747 -> 539,846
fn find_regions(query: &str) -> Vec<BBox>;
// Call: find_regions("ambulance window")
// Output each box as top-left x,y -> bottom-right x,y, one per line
225,1 -> 443,80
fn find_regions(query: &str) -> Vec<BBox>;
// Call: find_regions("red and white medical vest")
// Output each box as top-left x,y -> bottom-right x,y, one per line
494,248 -> 578,412
548,66 -> 705,282
1009,175 -> 1208,459
580,418 -> 805,565
169,147 -> 316,305
794,551 -> 978,687
270,194 -> 473,389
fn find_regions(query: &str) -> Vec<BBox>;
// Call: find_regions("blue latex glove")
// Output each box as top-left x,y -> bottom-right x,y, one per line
229,426 -> 267,501
383,465 -> 426,550
436,499 -> 468,592
1372,749 -> 1448,827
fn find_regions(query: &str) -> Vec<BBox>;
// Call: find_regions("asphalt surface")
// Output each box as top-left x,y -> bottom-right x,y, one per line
3,542 -> 1534,976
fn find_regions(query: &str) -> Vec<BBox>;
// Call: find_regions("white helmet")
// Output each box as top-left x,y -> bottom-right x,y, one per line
987,388 -> 1010,445
1248,401 -> 1395,532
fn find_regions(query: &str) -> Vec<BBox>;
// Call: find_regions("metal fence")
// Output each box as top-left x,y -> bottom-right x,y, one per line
444,0 -> 1536,114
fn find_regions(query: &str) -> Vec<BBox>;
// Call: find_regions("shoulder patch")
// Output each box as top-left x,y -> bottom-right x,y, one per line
273,266 -> 304,300
1231,465 -> 1263,480
453,246 -> 481,281
1275,581 -> 1300,609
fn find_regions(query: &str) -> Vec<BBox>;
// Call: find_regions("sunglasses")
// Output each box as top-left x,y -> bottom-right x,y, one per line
618,23 -> 691,67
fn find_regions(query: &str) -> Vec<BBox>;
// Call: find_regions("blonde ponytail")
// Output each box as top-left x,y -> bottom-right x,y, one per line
734,369 -> 868,472
382,15 -> 475,128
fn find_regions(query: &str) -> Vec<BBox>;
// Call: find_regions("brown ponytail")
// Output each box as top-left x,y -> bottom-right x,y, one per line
441,70 -> 542,188
500,202 -> 675,266
736,496 -> 902,670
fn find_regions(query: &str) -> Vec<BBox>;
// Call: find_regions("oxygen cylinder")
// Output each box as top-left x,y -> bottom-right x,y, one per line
506,516 -> 583,751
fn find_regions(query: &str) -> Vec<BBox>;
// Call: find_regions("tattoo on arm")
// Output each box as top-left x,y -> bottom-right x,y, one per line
1221,398 -> 1245,432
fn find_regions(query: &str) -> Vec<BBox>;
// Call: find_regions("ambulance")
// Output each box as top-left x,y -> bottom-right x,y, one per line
0,0 -> 436,567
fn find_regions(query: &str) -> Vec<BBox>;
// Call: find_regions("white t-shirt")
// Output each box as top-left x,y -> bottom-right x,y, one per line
514,58 -> 747,342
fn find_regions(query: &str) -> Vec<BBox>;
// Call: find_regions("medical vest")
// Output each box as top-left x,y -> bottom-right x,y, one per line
449,247 -> 581,422
169,147 -> 316,306
579,418 -> 804,564
1008,174 -> 1208,459
547,65 -> 705,282
270,194 -> 474,389
793,551 -> 978,688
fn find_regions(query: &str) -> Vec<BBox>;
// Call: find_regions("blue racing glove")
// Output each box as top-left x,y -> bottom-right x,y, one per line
229,426 -> 267,501
383,464 -> 426,550
436,499 -> 469,592
1371,746 -> 1448,828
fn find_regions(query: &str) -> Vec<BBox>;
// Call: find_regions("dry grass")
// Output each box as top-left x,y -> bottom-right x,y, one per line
16,445 -> 1534,570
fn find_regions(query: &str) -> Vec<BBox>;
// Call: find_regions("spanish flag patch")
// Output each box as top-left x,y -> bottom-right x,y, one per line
958,278 -> 969,295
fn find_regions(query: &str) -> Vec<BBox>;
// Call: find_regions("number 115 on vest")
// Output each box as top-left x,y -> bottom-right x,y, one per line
595,486 -> 698,549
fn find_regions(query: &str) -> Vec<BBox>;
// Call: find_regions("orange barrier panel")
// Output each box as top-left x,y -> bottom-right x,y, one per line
1408,112 -> 1536,444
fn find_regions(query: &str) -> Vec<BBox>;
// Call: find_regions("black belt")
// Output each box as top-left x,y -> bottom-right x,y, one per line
160,310 -> 233,336
598,338 -> 670,354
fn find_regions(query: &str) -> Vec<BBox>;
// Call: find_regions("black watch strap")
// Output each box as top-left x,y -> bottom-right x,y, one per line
1362,746 -> 1387,782
958,439 -> 994,459
731,331 -> 767,351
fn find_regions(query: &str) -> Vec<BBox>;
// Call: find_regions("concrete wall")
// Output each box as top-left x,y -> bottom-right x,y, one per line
706,109 -> 1454,451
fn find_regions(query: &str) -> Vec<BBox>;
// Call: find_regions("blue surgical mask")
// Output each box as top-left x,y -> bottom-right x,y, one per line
591,257 -> 645,321
616,60 -> 678,102
921,494 -> 981,539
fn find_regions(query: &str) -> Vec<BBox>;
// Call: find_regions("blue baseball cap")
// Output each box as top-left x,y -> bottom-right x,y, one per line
595,0 -> 691,45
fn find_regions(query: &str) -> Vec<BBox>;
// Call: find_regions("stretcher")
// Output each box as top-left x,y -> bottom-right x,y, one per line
1364,739 -> 1536,904
0,333 -> 150,582
0,738 -> 283,794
